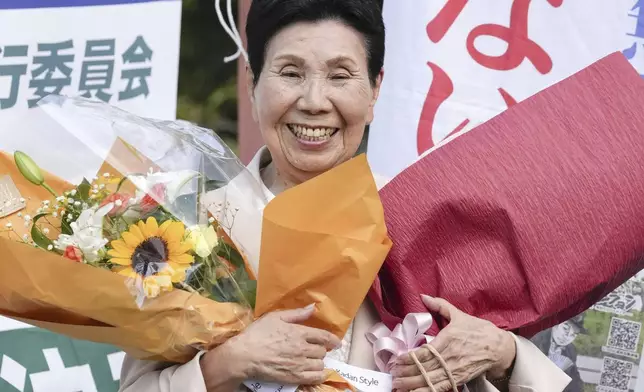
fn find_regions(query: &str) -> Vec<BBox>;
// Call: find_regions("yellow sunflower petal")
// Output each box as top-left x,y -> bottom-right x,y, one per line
137,221 -> 148,237
159,220 -> 173,235
169,253 -> 194,265
167,241 -> 193,256
138,217 -> 160,238
146,217 -> 160,236
107,249 -> 127,259
108,241 -> 134,259
110,257 -> 133,266
115,266 -> 137,278
110,239 -> 128,250
128,223 -> 146,242
161,221 -> 185,244
122,232 -> 144,248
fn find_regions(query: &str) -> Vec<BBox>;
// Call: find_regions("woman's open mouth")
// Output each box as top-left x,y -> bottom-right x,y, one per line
287,124 -> 339,143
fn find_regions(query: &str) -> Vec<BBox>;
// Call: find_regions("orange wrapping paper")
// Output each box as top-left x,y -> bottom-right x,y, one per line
256,155 -> 392,337
0,145 -> 389,392
0,152 -> 69,240
0,149 -> 250,363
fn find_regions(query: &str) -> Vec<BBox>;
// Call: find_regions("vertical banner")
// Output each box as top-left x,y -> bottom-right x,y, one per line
0,0 -> 181,391
368,1 -> 644,391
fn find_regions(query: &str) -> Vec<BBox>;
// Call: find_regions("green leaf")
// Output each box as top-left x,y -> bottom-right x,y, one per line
233,268 -> 257,309
31,213 -> 54,250
206,278 -> 236,303
61,218 -> 73,235
204,179 -> 229,192
243,282 -> 257,309
77,178 -> 91,201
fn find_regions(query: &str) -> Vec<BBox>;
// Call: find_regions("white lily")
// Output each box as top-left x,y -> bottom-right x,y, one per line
55,202 -> 113,263
129,170 -> 200,204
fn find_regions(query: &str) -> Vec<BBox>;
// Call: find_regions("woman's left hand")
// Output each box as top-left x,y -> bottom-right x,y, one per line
390,295 -> 516,392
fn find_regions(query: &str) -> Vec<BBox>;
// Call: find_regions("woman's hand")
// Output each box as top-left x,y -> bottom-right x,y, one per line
201,305 -> 341,392
390,296 -> 516,392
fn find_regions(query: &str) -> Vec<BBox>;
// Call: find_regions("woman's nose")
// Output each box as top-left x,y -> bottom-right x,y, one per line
296,78 -> 333,114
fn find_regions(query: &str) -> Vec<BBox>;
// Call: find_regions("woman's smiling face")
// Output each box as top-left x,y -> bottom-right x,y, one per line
249,19 -> 382,183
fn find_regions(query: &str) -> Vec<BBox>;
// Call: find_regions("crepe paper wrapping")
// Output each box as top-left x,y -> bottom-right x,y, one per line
256,155 -> 393,338
369,52 -> 644,338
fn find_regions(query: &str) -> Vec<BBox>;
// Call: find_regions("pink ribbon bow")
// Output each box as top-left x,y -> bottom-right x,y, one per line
366,313 -> 435,373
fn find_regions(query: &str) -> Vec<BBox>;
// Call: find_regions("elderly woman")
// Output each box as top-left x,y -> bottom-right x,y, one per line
119,1 -> 572,391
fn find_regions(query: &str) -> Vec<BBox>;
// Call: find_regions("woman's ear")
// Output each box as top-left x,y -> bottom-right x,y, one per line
366,69 -> 385,124
245,64 -> 258,122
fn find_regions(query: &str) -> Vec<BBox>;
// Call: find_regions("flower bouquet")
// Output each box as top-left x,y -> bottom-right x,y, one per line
0,95 -> 392,391
7,147 -> 257,310
369,52 -> 644,349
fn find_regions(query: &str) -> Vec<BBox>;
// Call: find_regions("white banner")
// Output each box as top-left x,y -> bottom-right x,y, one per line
0,0 -> 181,124
0,1 -> 181,391
368,0 -> 642,178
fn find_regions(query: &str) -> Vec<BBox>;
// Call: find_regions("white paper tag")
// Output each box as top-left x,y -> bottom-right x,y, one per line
243,360 -> 391,392
323,358 -> 392,392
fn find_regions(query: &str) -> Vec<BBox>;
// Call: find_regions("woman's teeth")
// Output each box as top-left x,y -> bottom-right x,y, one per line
288,124 -> 337,142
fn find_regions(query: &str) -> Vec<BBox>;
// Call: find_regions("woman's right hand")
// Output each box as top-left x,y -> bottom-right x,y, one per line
201,305 -> 341,392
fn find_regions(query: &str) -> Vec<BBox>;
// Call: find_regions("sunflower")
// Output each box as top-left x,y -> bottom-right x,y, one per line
108,217 -> 194,299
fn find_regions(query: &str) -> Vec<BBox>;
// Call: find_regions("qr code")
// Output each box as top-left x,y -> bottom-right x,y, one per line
599,357 -> 633,391
607,317 -> 642,352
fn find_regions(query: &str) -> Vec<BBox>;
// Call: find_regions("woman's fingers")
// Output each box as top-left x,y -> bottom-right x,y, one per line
393,302 -> 517,390
391,359 -> 439,378
420,295 -> 463,323
297,370 -> 329,385
427,379 -> 456,392
303,358 -> 325,372
393,368 -> 446,391
260,358 -> 325,384
395,345 -> 441,367
275,304 -> 316,323
302,327 -> 341,350
301,343 -> 327,359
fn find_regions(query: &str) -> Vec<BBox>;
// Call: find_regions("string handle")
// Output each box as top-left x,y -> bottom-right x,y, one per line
409,344 -> 458,392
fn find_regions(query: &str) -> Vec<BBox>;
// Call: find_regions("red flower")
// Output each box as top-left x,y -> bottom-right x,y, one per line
99,193 -> 131,216
63,246 -> 83,263
140,183 -> 166,213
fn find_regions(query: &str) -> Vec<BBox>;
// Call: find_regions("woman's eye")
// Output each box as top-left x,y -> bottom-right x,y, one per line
281,71 -> 300,78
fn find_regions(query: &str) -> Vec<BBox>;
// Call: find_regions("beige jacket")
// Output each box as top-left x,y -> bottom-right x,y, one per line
119,148 -> 571,392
